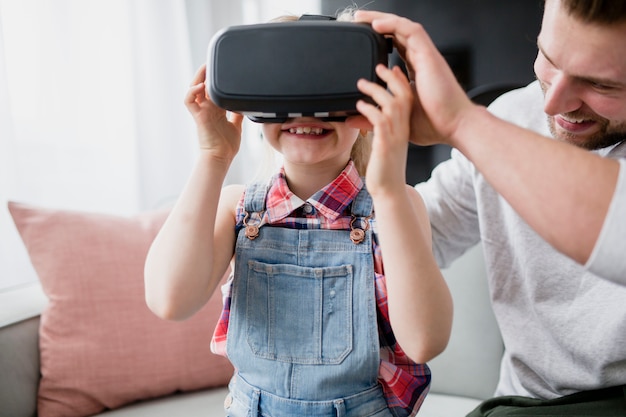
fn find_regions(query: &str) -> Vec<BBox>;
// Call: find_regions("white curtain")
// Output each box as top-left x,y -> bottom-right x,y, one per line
0,0 -> 320,290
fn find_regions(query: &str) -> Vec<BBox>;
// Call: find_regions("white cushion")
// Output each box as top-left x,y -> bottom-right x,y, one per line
92,389 -> 482,417
94,388 -> 229,416
419,392 -> 482,417
428,244 -> 503,400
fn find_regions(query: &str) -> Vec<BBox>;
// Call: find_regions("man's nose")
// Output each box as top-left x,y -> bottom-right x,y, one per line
543,74 -> 583,116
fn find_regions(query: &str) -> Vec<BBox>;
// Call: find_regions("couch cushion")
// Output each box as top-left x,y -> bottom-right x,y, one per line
0,315 -> 41,417
92,389 -> 482,417
8,202 -> 234,417
0,282 -> 47,417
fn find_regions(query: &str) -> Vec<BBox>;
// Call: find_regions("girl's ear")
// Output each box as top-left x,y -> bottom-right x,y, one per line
360,129 -> 369,137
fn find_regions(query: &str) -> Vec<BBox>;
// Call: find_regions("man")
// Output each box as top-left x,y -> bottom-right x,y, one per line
352,0 -> 626,415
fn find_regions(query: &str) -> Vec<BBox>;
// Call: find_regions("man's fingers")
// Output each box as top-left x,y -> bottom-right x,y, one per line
355,11 -> 420,42
353,10 -> 390,23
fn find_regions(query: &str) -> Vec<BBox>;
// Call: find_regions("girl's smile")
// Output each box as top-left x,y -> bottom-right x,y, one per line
261,118 -> 359,165
280,120 -> 334,139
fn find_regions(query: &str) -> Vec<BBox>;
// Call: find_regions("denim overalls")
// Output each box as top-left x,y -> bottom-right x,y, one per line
224,182 -> 392,417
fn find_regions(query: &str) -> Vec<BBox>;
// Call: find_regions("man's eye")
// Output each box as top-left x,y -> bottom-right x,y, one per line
590,82 -> 616,91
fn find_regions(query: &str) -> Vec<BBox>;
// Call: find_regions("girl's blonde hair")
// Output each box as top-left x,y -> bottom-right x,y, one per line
260,10 -> 373,178
350,131 -> 373,177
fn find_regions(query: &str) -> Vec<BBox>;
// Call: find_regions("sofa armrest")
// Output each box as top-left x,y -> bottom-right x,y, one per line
0,282 -> 48,417
0,282 -> 47,327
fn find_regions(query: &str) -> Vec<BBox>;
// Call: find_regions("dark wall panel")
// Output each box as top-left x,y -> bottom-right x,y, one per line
322,0 -> 543,89
321,0 -> 544,183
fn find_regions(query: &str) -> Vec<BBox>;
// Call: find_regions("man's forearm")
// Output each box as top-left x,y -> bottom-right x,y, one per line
451,105 -> 620,264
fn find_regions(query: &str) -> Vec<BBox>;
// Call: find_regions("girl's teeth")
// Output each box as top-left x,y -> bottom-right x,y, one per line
289,127 -> 324,135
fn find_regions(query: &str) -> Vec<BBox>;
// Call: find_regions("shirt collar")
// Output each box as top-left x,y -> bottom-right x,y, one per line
265,160 -> 363,223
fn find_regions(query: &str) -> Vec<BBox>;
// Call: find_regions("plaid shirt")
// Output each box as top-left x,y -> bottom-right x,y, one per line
211,161 -> 430,417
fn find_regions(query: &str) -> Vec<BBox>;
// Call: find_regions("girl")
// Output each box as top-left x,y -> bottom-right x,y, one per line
145,28 -> 452,417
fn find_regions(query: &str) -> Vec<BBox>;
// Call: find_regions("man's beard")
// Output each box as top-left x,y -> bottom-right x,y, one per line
546,112 -> 626,151
539,80 -> 626,150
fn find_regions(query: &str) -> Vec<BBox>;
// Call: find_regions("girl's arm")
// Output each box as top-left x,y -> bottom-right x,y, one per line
357,65 -> 453,364
144,65 -> 244,321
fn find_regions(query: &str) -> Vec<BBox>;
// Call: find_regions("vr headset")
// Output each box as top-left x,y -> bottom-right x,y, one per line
207,15 -> 392,123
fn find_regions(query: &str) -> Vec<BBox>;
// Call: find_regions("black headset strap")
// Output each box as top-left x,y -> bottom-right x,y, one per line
298,14 -> 336,21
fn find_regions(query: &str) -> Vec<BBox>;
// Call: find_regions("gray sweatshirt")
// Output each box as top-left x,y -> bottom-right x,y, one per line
416,80 -> 626,399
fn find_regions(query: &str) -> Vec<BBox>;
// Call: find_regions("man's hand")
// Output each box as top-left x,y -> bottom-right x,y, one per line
351,10 -> 477,148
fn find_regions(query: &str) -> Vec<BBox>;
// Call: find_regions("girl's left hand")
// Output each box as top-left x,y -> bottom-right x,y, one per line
185,64 -> 244,161
356,65 -> 413,196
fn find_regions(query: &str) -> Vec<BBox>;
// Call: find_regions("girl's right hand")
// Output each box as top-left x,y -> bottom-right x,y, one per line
185,64 -> 244,161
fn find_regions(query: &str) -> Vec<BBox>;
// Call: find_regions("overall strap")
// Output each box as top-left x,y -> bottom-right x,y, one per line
242,181 -> 270,240
350,181 -> 373,218
243,181 -> 269,213
349,182 -> 374,245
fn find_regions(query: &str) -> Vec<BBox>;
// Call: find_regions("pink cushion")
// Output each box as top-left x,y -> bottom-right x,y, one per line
8,202 -> 233,417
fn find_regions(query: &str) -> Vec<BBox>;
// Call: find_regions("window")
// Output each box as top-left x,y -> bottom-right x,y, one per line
0,0 -> 320,290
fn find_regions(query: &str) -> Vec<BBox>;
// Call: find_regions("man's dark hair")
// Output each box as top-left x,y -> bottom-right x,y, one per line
559,0 -> 626,24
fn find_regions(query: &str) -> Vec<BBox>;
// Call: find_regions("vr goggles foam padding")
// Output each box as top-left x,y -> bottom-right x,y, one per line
207,17 -> 391,123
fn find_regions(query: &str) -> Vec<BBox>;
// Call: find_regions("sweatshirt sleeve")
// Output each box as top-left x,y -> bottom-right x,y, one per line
585,158 -> 626,285
415,149 -> 482,268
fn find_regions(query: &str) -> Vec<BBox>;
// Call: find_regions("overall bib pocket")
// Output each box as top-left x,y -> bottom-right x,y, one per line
245,260 -> 353,364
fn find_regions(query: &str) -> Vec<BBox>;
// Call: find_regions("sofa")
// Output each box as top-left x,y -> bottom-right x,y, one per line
0,202 -> 503,417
